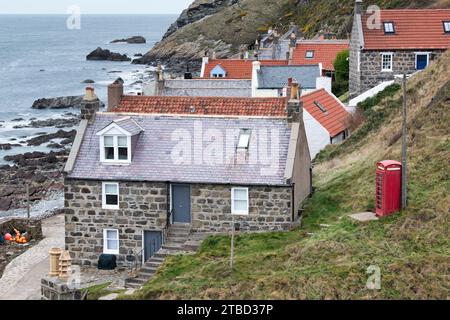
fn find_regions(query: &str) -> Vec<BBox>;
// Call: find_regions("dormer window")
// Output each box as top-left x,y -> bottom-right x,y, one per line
305,50 -> 314,59
101,135 -> 131,163
210,65 -> 227,78
383,22 -> 395,34
237,129 -> 251,150
96,117 -> 143,164
444,21 -> 450,33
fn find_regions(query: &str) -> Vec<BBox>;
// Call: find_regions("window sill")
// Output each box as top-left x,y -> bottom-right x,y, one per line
100,161 -> 131,166
102,205 -> 120,210
103,250 -> 119,255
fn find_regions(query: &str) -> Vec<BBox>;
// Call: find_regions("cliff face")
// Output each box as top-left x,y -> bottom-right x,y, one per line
134,0 -> 448,73
162,0 -> 240,40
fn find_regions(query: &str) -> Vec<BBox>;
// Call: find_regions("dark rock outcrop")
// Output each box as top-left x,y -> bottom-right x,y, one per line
26,130 -> 76,147
86,47 -> 131,62
111,36 -> 146,44
31,96 -> 105,109
13,118 -> 80,129
1,150 -> 68,211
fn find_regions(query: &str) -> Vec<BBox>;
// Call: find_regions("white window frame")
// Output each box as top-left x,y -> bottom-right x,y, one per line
383,22 -> 395,34
305,50 -> 314,59
381,53 -> 393,72
231,187 -> 249,215
102,182 -> 120,210
443,21 -> 450,33
237,129 -> 251,150
414,52 -> 430,70
100,135 -> 132,164
103,229 -> 119,255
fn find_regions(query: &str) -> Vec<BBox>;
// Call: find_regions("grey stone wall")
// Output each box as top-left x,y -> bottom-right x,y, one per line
190,184 -> 293,233
65,179 -> 295,266
352,49 -> 445,96
65,179 -> 168,267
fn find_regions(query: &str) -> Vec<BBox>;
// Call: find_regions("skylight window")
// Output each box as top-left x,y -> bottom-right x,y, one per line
305,50 -> 315,59
444,21 -> 450,33
383,22 -> 395,34
314,101 -> 328,114
237,129 -> 251,150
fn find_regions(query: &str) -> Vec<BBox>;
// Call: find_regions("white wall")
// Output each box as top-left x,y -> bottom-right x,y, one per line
316,77 -> 332,93
303,109 -> 330,159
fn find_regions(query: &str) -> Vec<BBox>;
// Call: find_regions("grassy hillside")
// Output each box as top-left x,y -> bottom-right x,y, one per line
125,51 -> 450,300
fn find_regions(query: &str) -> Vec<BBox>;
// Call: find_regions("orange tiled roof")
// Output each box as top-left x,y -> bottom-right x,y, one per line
203,59 -> 288,79
291,41 -> 349,71
114,95 -> 287,117
362,9 -> 450,50
301,89 -> 349,137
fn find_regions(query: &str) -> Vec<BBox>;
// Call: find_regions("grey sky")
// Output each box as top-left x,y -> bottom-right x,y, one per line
0,0 -> 193,14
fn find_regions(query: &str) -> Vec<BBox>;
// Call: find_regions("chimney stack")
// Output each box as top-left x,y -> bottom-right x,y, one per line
107,80 -> 124,112
355,0 -> 363,15
154,65 -> 165,96
81,87 -> 100,122
286,80 -> 303,126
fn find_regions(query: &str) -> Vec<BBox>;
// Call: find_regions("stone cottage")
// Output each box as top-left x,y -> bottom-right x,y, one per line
349,0 -> 450,97
64,84 -> 311,267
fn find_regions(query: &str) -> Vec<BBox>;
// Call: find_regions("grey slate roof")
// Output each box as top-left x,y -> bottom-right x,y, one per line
107,117 -> 143,135
258,65 -> 320,89
68,113 -> 292,186
163,79 -> 252,97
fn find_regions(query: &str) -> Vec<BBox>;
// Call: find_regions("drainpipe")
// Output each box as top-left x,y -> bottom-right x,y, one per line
291,183 -> 295,222
166,182 -> 171,229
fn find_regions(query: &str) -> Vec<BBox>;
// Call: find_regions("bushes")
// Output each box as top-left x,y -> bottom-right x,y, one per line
332,49 -> 349,97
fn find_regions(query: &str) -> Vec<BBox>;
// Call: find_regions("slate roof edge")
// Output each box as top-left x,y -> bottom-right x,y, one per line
64,119 -> 88,174
64,176 -> 291,187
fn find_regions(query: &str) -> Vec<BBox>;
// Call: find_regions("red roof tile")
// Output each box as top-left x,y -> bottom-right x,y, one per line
301,89 -> 349,137
291,41 -> 349,71
203,59 -> 288,79
362,9 -> 450,50
114,95 -> 287,117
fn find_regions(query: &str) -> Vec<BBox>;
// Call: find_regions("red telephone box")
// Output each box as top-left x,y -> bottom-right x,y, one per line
376,160 -> 402,217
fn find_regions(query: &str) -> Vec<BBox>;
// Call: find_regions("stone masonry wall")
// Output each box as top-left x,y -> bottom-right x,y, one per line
190,184 -> 293,233
65,179 -> 294,266
357,50 -> 445,95
65,179 -> 168,267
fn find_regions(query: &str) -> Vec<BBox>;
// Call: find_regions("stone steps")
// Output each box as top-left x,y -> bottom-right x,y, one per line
125,224 -> 196,289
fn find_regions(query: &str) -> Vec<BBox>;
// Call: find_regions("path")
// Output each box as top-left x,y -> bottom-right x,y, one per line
0,214 -> 64,300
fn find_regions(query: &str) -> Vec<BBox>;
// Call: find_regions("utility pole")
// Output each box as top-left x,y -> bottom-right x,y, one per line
230,216 -> 235,269
401,73 -> 408,209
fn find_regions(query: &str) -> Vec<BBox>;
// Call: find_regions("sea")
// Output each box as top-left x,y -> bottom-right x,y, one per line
0,14 -> 175,163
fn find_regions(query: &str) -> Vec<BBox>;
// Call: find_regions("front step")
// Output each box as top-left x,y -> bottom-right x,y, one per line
125,224 -> 195,289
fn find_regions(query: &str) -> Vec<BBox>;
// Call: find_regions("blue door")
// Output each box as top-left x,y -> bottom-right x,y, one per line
416,54 -> 428,70
172,185 -> 191,223
144,231 -> 162,261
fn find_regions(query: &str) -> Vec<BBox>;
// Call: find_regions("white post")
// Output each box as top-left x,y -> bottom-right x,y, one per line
230,216 -> 235,269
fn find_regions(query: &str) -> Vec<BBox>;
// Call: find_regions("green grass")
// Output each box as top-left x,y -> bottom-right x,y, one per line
85,282 -> 125,300
126,55 -> 450,300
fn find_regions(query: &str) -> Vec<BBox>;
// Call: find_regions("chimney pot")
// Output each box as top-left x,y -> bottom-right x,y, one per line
355,0 -> 363,15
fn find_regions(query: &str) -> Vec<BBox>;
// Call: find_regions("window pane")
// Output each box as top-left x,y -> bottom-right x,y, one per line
107,239 -> 118,250
234,189 -> 247,201
104,136 -> 114,147
106,194 -> 118,205
118,147 -> 128,160
106,230 -> 118,240
105,184 -> 118,194
234,200 -> 248,212
238,134 -> 250,148
105,147 -> 114,160
118,136 -> 128,147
